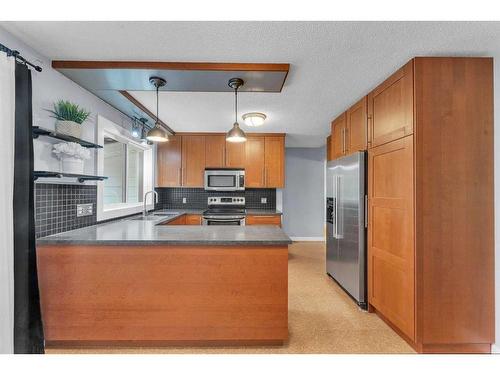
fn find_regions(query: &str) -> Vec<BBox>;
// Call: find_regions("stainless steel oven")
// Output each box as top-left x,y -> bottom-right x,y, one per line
202,196 -> 246,226
204,168 -> 245,191
202,216 -> 245,226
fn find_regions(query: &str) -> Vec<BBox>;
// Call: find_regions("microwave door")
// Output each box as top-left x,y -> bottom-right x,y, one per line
205,174 -> 237,191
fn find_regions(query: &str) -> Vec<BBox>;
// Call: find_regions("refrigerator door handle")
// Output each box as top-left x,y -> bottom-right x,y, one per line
335,175 -> 342,239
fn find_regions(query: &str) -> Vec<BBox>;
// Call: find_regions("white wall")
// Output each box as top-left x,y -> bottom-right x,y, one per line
282,146 -> 326,241
0,26 -> 132,178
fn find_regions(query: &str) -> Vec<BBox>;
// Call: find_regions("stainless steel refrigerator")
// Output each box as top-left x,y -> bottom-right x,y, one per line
326,151 -> 367,309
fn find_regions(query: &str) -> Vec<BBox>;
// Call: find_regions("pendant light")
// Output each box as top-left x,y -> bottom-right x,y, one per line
146,76 -> 169,143
226,78 -> 247,143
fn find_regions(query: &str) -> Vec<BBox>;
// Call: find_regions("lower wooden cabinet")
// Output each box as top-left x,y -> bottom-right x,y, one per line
185,214 -> 202,225
165,214 -> 202,225
165,216 -> 187,225
246,215 -> 282,227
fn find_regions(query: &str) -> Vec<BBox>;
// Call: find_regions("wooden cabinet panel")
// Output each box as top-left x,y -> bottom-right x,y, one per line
368,61 -> 413,148
414,57 -> 494,347
331,113 -> 346,159
182,135 -> 206,187
368,135 -> 414,341
264,136 -> 285,188
326,135 -> 332,161
165,215 -> 187,225
245,136 -> 266,188
205,135 -> 226,168
184,214 -> 202,225
156,135 -> 182,187
346,96 -> 367,153
225,141 -> 246,168
246,215 -> 281,227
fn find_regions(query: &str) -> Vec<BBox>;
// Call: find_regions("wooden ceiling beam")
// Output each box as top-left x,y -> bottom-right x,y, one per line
52,60 -> 289,73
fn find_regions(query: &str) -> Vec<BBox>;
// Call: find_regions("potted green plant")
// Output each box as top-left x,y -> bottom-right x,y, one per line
46,100 -> 91,138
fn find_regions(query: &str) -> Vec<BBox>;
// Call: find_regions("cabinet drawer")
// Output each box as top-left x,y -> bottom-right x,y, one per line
246,215 -> 282,226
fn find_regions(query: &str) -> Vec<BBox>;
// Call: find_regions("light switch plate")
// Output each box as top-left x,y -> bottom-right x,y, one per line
77,203 -> 93,217
261,197 -> 267,204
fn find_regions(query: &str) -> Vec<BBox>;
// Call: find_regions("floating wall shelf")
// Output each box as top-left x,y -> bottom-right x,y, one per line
33,171 -> 108,183
32,126 -> 103,148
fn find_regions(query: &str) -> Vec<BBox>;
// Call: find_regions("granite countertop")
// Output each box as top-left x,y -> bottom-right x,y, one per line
154,208 -> 282,216
37,210 -> 291,246
245,209 -> 282,216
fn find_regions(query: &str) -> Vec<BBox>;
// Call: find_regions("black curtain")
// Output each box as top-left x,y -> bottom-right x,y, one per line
13,62 -> 44,354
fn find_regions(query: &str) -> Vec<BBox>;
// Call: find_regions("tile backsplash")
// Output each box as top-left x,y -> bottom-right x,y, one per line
155,188 -> 276,210
35,183 -> 97,238
34,184 -> 277,238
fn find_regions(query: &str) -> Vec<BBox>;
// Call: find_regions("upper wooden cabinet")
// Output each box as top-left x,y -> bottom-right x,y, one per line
156,135 -> 182,187
181,135 -> 206,187
225,141 -> 246,168
156,133 -> 285,188
346,96 -> 368,152
264,136 -> 285,188
331,113 -> 346,159
205,135 -> 226,168
368,61 -> 414,147
326,135 -> 332,161
245,136 -> 266,188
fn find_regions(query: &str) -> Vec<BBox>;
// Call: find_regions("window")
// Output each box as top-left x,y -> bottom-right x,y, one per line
96,115 -> 153,221
103,137 -> 144,205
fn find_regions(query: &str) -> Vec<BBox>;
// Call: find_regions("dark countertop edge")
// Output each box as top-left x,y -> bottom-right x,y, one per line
37,240 -> 292,246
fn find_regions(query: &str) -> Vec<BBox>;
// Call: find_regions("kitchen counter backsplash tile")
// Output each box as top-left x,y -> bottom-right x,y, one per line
35,183 -> 97,238
155,188 -> 276,210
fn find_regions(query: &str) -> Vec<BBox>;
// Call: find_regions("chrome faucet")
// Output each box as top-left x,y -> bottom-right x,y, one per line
143,190 -> 158,216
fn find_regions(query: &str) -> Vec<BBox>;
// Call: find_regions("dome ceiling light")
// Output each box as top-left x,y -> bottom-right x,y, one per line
226,78 -> 247,143
146,76 -> 169,143
242,112 -> 267,127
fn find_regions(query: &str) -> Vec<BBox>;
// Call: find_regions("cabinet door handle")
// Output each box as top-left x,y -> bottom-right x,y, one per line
178,168 -> 181,186
343,127 -> 348,154
262,167 -> 265,186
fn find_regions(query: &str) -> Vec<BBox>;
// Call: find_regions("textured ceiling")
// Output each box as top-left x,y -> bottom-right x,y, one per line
2,21 -> 500,147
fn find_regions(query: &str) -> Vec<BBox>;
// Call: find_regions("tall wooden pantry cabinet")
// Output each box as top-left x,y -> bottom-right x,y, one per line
367,57 -> 494,353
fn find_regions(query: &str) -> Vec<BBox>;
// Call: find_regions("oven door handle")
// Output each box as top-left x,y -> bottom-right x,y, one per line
203,217 -> 245,221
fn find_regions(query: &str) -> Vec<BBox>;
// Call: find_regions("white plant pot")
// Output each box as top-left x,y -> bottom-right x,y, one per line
56,120 -> 81,138
61,156 -> 84,175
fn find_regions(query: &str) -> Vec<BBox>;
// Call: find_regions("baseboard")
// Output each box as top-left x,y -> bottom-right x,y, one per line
290,237 -> 325,242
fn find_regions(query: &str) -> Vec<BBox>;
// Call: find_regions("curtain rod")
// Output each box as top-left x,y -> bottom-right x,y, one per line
0,42 -> 42,72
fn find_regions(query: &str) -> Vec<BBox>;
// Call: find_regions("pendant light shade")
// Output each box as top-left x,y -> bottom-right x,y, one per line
226,78 -> 247,143
226,122 -> 247,143
146,76 -> 169,143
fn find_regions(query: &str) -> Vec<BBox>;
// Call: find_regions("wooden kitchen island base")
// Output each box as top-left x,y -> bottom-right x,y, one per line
37,244 -> 288,347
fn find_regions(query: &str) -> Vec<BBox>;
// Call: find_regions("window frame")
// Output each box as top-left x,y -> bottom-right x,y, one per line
96,115 -> 153,221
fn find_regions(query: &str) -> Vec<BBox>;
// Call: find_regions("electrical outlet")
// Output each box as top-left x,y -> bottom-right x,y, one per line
182,197 -> 187,204
76,203 -> 93,217
261,197 -> 267,204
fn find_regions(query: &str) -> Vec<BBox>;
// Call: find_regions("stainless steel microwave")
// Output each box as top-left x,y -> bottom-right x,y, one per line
204,169 -> 245,191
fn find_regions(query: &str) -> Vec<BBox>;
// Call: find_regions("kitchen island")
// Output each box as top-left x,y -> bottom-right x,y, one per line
36,214 -> 291,347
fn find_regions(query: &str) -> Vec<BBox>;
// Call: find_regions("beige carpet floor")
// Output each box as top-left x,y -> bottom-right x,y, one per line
46,241 -> 414,354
